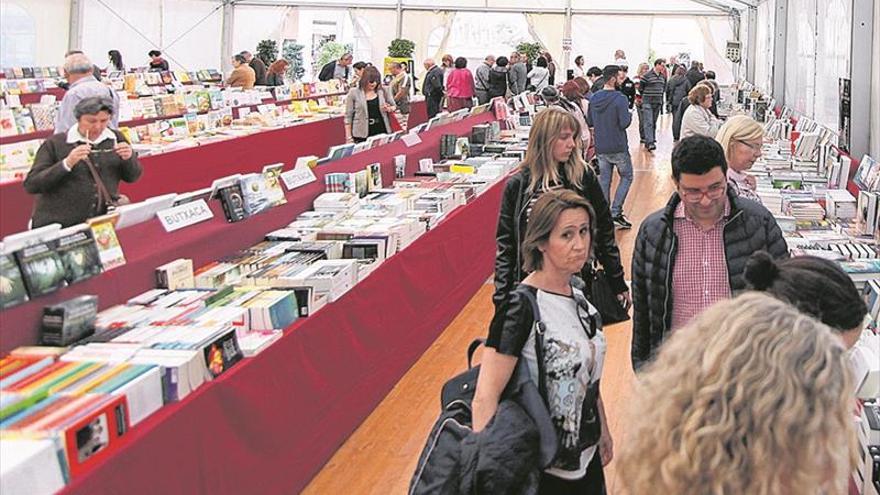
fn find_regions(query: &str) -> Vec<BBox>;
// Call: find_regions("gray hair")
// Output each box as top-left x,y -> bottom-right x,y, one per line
64,53 -> 93,75
74,96 -> 115,119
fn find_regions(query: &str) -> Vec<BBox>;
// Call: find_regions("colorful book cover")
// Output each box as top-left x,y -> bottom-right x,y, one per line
218,183 -> 247,222
13,242 -> 67,297
12,108 -> 36,134
89,221 -> 126,271
262,164 -> 287,207
0,252 -> 29,308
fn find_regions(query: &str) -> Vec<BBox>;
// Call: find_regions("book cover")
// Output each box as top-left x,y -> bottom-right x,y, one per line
89,221 -> 126,271
366,163 -> 382,191
155,258 -> 194,290
239,174 -> 271,216
41,295 -> 99,346
201,328 -> 243,378
261,163 -> 287,207
218,183 -> 247,222
13,242 -> 67,297
0,252 -> 29,308
54,228 -> 102,284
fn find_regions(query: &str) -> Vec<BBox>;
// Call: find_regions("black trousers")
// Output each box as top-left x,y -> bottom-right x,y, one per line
538,453 -> 606,495
426,95 -> 443,118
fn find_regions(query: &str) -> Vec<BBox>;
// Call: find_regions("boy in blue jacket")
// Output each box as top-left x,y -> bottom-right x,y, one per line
587,65 -> 634,228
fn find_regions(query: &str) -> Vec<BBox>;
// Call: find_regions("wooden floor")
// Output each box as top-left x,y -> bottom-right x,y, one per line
303,113 -> 678,495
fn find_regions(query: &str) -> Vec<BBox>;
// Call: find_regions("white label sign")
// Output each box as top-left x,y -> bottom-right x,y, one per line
401,132 -> 422,148
280,165 -> 317,191
157,199 -> 214,232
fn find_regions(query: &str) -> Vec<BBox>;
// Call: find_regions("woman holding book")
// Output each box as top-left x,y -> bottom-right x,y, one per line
24,96 -> 142,228
343,66 -> 396,143
474,189 -> 611,494
715,115 -> 764,203
490,108 -> 629,344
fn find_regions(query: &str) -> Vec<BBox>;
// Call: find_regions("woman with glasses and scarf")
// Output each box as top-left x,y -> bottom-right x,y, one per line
24,96 -> 142,228
715,115 -> 764,204
474,189 -> 611,494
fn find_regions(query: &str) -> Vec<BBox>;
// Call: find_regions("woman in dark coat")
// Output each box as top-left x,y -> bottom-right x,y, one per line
24,96 -> 142,228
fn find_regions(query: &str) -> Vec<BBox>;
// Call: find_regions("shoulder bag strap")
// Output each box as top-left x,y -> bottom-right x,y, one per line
83,155 -> 112,211
514,286 -> 549,402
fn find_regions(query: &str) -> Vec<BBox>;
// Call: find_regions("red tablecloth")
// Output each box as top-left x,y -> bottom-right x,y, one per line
29,116 -> 501,495
0,101 -> 428,237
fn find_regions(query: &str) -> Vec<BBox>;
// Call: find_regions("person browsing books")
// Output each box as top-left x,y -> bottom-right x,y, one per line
24,96 -> 143,229
226,54 -> 255,89
618,293 -> 856,494
54,53 -> 120,134
344,66 -> 396,143
147,50 -> 169,71
715,115 -> 764,203
490,108 -> 631,349
475,189 -> 611,494
630,136 -> 788,371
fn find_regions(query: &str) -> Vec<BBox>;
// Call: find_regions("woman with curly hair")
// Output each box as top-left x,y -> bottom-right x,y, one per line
617,292 -> 857,495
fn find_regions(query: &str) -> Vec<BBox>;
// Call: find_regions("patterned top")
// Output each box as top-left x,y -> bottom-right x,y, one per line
727,168 -> 762,203
670,200 -> 732,330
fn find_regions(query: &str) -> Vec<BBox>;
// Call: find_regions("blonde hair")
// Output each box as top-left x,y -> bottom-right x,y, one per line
521,189 -> 595,273
521,107 -> 587,193
617,293 -> 857,495
687,84 -> 713,105
716,115 -> 764,164
636,62 -> 650,77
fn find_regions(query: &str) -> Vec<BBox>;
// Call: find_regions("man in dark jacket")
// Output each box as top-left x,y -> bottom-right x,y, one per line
685,60 -> 705,89
318,53 -> 353,82
666,66 -> 689,141
619,65 -> 636,108
631,136 -> 788,371
639,58 -> 666,151
422,58 -> 445,118
241,51 -> 267,86
587,65 -> 633,229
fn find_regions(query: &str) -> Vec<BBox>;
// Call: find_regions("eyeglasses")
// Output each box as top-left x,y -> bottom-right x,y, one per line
678,182 -> 727,202
736,140 -> 763,152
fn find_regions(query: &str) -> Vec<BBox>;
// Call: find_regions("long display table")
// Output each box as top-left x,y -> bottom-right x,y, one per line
0,100 -> 428,236
2,111 -> 499,495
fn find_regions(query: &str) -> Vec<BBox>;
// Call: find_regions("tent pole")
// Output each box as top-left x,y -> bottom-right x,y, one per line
563,0 -> 572,78
771,0 -> 786,103
221,0 -> 236,76
745,6 -> 757,83
68,0 -> 84,51
849,0 -> 873,158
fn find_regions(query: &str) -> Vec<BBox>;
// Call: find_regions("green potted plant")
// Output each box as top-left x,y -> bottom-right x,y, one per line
515,41 -> 543,65
282,40 -> 305,81
388,38 -> 415,59
256,39 -> 278,66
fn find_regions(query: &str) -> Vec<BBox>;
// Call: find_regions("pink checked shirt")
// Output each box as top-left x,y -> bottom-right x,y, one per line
670,200 -> 732,330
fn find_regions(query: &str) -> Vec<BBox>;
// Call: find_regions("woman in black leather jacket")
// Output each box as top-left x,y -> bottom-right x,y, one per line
490,107 -> 629,337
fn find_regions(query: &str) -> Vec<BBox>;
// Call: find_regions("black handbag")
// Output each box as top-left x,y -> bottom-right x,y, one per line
587,264 -> 630,325
410,287 -> 558,495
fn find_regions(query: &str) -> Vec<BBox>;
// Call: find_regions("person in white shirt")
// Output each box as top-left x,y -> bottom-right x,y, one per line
572,55 -> 585,78
680,84 -> 721,139
528,57 -> 551,93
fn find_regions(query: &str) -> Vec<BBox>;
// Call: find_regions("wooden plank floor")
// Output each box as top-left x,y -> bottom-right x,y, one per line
303,113 -> 678,495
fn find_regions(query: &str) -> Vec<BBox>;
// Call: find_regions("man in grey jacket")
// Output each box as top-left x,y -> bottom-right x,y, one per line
639,58 -> 667,151
474,55 -> 495,105
631,136 -> 788,371
508,53 -> 527,95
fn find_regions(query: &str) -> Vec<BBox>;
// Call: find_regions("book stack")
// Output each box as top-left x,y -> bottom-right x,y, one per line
825,189 -> 857,220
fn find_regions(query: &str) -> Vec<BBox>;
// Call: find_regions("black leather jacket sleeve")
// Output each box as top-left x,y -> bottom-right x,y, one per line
630,222 -> 651,371
582,169 -> 628,294
491,177 -> 522,314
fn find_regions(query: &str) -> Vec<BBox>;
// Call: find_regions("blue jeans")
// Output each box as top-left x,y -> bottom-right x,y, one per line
597,152 -> 633,217
641,99 -> 662,146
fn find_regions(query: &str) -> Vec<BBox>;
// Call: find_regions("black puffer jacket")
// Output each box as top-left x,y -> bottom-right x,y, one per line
631,191 -> 788,370
490,166 -> 627,337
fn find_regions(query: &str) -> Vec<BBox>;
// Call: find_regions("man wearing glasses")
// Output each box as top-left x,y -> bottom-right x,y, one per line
629,135 -> 788,371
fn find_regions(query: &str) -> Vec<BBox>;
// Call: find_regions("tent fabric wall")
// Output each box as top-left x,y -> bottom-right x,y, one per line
753,0 -> 775,93
570,15 -> 652,70
1,0 -> 70,67
814,0 -> 851,131
82,0 -> 222,72
348,8 -> 398,73
872,0 -> 880,159
524,13 -> 565,67
783,0 -> 817,117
